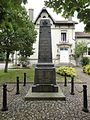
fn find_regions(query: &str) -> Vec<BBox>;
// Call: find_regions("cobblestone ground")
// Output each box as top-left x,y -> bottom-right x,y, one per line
0,83 -> 90,120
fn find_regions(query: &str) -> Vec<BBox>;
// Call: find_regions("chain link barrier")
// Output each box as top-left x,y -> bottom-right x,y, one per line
7,85 -> 16,92
75,86 -> 83,93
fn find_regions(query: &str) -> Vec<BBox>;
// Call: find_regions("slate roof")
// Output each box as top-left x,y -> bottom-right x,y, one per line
34,7 -> 55,24
34,7 -> 78,25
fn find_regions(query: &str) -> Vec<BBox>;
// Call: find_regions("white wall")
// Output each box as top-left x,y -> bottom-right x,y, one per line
51,26 -> 60,59
30,10 -> 76,65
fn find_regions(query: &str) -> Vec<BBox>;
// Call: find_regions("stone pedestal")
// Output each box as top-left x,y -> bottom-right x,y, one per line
32,63 -> 58,92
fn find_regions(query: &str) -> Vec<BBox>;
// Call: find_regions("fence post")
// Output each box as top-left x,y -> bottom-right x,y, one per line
64,73 -> 67,86
2,84 -> 8,111
70,77 -> 74,95
16,76 -> 20,94
23,73 -> 26,86
82,85 -> 89,112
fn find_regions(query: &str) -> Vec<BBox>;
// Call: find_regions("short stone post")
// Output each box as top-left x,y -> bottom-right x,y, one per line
16,76 -> 20,94
2,84 -> 8,111
23,73 -> 26,86
70,76 -> 74,95
82,85 -> 89,112
64,73 -> 67,86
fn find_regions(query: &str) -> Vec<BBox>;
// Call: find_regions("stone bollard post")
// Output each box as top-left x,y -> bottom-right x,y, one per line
82,85 -> 89,112
2,84 -> 8,111
23,73 -> 26,86
64,73 -> 67,86
70,77 -> 74,95
16,76 -> 20,94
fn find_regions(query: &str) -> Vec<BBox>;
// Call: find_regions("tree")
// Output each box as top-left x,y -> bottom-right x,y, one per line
45,0 -> 90,32
0,52 -> 5,61
0,0 -> 27,24
0,1 -> 37,72
74,42 -> 87,66
17,8 -> 37,67
18,9 -> 37,57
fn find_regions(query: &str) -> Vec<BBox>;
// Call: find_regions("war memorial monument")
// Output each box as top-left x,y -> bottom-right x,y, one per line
25,18 -> 65,100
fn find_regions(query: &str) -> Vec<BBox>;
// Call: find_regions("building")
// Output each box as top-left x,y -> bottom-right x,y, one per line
29,7 -> 77,65
75,32 -> 90,58
13,7 -> 90,66
29,7 -> 90,66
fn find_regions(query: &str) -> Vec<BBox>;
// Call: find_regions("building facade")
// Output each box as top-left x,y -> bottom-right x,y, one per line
12,7 -> 90,66
30,7 -> 77,65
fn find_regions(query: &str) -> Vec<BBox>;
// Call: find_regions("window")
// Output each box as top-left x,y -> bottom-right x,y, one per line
60,47 -> 68,50
60,48 -> 63,50
88,48 -> 90,55
61,32 -> 67,42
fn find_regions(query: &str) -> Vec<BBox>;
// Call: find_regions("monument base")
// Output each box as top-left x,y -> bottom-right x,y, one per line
33,63 -> 58,92
25,86 -> 66,100
32,84 -> 58,92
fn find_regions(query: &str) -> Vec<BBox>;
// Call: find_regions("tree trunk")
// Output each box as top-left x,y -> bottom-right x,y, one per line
4,51 -> 10,73
75,58 -> 79,66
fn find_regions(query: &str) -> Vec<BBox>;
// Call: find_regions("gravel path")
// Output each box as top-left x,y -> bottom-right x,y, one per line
0,67 -> 90,120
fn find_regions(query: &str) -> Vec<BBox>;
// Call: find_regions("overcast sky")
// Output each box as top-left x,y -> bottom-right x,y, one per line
25,0 -> 85,32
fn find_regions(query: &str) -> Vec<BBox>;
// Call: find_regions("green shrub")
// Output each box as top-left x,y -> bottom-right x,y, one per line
18,56 -> 30,67
81,57 -> 90,66
83,64 -> 90,75
56,66 -> 76,77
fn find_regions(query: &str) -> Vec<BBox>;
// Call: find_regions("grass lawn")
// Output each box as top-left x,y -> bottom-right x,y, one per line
56,73 -> 81,83
0,68 -> 81,84
0,68 -> 34,84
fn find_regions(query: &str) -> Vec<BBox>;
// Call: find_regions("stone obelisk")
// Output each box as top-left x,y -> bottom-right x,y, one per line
32,19 -> 58,92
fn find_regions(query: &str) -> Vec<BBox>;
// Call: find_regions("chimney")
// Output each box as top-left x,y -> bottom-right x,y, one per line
28,9 -> 34,21
68,16 -> 72,21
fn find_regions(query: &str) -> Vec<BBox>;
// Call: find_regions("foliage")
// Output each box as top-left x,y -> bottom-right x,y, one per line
0,0 -> 27,26
83,64 -> 90,75
18,56 -> 30,67
0,52 -> 5,61
0,6 -> 36,53
81,57 -> 90,66
56,66 -> 76,77
18,12 -> 37,57
45,0 -> 90,32
0,0 -> 37,72
74,42 -> 87,58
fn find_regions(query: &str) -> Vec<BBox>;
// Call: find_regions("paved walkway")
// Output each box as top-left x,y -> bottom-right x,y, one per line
0,63 -> 12,70
0,67 -> 90,120
76,67 -> 90,97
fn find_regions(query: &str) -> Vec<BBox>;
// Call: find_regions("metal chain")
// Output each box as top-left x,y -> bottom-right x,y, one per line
7,85 -> 16,92
75,86 -> 83,93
